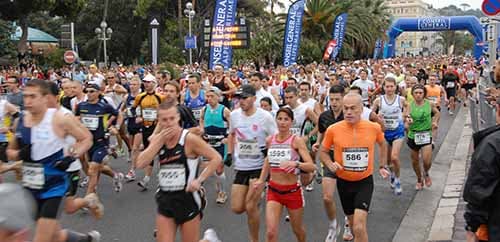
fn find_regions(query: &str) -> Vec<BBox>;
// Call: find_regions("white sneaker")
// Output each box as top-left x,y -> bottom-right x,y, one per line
343,224 -> 354,241
138,176 -> 150,190
85,193 -> 104,219
215,191 -> 227,204
113,172 -> 124,192
325,224 -> 338,242
79,176 -> 89,188
88,230 -> 101,242
202,228 -> 221,242
305,183 -> 314,192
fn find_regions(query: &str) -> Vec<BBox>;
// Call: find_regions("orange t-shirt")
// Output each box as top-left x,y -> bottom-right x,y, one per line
426,85 -> 442,105
322,120 -> 384,181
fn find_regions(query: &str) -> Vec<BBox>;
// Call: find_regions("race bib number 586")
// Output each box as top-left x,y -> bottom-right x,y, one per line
342,147 -> 369,172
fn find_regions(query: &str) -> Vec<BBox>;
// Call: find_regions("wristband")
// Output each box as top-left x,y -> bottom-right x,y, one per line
295,161 -> 300,169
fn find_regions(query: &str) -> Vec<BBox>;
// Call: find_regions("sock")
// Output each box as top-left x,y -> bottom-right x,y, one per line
394,177 -> 400,184
215,172 -> 226,193
143,176 -> 150,183
66,230 -> 91,242
329,219 -> 337,228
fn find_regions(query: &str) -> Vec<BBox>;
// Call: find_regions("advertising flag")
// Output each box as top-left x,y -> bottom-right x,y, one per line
282,0 -> 306,67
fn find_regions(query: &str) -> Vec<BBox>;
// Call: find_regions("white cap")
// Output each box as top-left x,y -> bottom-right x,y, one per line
142,73 -> 156,83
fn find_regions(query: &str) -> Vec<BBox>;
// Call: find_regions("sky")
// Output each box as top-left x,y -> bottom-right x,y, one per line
279,0 -> 482,11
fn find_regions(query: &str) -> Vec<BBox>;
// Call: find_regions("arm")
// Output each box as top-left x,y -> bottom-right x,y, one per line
306,108 -> 318,125
198,106 -> 206,133
185,133 -> 222,191
431,103 -> 440,129
223,78 -> 237,95
59,113 -> 93,157
369,111 -> 385,131
136,128 -> 167,168
113,84 -> 128,95
319,128 -> 342,172
293,137 -> 316,173
6,119 -> 20,160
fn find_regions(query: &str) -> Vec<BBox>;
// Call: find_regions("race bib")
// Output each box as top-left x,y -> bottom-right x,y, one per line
237,140 -> 261,158
268,148 -> 292,167
192,108 -> 202,120
384,116 -> 399,130
126,107 -> 133,117
22,163 -> 44,190
446,82 -> 455,88
290,127 -> 301,136
414,131 -> 431,145
206,134 -> 225,147
158,164 -> 186,192
427,96 -> 438,103
342,147 -> 369,172
81,116 -> 99,130
143,108 -> 157,121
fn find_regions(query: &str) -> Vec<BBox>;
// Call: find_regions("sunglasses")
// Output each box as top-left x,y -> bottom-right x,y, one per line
107,77 -> 115,79
86,89 -> 98,93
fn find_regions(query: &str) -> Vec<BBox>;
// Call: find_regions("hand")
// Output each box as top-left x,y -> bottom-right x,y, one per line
252,179 -> 265,190
327,162 -> 342,173
312,142 -> 320,153
465,231 -> 478,242
379,167 -> 390,179
280,161 -> 298,173
185,178 -> 201,192
54,156 -> 76,171
108,127 -> 118,135
150,128 -> 173,143
224,154 -> 233,167
406,116 -> 413,125
432,122 -> 438,129
135,117 -> 143,124
18,143 -> 32,162
0,127 -> 9,134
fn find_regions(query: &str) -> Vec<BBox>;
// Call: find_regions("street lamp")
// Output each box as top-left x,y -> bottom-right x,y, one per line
95,21 -> 113,67
184,2 -> 195,66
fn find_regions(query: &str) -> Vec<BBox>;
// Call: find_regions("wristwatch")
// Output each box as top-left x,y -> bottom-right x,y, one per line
295,161 -> 300,169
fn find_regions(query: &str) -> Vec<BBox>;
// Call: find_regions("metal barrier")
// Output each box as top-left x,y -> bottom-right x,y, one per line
470,91 -> 497,132
469,96 -> 480,133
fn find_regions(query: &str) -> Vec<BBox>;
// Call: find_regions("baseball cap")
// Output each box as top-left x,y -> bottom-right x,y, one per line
207,86 -> 222,96
235,84 -> 256,98
86,82 -> 100,90
0,183 -> 35,231
142,73 -> 157,83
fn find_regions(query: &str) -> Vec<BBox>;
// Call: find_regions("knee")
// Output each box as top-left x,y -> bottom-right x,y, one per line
323,194 -> 334,205
231,203 -> 245,214
391,155 -> 400,164
352,223 -> 366,237
88,165 -> 99,176
266,225 -> 278,241
245,201 -> 258,213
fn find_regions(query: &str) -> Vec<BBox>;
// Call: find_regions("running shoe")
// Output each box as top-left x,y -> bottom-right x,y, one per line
285,215 -> 290,222
305,183 -> 314,192
390,172 -> 396,189
343,224 -> 353,241
125,170 -> 136,182
415,182 -> 423,191
138,176 -> 150,190
424,175 -> 432,187
394,180 -> 402,195
113,172 -> 124,192
325,224 -> 338,242
216,191 -> 227,204
449,110 -> 454,115
202,228 -> 221,242
116,147 -> 126,157
85,193 -> 104,219
79,176 -> 89,188
88,230 -> 101,242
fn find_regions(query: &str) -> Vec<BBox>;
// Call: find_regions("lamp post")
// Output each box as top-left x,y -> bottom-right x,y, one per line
95,21 -> 113,67
184,2 -> 195,66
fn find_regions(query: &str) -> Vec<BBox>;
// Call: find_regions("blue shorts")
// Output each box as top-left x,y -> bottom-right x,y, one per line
88,141 -> 108,163
384,125 -> 405,145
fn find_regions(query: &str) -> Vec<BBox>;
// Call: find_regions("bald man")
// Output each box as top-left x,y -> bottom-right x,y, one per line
320,93 -> 389,242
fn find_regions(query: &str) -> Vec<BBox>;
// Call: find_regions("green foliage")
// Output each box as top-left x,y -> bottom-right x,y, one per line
45,48 -> 65,68
0,20 -> 16,58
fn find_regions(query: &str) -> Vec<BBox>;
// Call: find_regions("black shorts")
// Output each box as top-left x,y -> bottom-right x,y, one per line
407,137 -> 432,151
65,171 -> 80,197
155,191 -> 202,224
445,88 -> 456,98
127,118 -> 143,135
462,83 -> 476,91
233,169 -> 262,186
35,196 -> 63,219
0,142 -> 7,162
337,175 -> 373,215
322,150 -> 336,179
142,125 -> 156,166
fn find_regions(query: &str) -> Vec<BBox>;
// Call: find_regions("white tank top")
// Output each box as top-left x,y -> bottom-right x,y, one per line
289,104 -> 307,136
361,107 -> 372,121
380,95 -> 403,130
31,108 -> 66,161
59,107 -> 82,172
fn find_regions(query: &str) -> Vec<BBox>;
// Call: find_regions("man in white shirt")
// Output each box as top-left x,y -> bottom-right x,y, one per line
248,72 -> 279,111
351,69 -> 375,107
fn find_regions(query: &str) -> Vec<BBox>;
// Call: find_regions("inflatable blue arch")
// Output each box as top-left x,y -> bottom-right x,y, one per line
383,16 -> 484,59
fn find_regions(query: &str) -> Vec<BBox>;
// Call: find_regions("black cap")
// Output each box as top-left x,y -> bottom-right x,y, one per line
235,84 -> 256,98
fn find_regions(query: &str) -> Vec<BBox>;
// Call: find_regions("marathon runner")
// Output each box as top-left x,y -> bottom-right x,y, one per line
253,107 -> 316,242
103,71 -> 129,157
124,77 -> 143,181
351,69 -> 376,107
0,98 -> 20,179
320,93 -> 390,242
425,73 -> 447,146
7,79 -> 100,242
199,86 -> 231,204
372,76 -> 408,195
136,100 -> 222,242
227,84 -> 277,242
183,74 -> 206,122
212,64 -> 236,108
405,84 -> 440,190
441,65 -> 459,115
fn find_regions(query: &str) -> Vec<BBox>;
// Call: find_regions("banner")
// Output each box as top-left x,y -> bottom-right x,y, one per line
323,40 -> 337,61
373,39 -> 382,59
282,0 -> 305,67
209,0 -> 238,69
330,13 -> 348,60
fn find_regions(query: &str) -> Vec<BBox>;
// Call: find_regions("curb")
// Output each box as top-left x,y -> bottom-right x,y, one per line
392,106 -> 468,242
427,109 -> 472,241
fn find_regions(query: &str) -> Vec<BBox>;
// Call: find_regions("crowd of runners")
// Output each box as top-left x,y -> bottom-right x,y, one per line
0,55 -> 486,242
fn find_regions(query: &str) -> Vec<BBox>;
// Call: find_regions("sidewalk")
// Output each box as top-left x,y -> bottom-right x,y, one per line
393,106 -> 472,242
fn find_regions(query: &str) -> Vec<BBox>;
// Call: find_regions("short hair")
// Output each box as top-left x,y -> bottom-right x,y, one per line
359,69 -> 368,75
164,81 -> 180,94
329,85 -> 345,95
47,81 -> 60,96
284,86 -> 298,95
276,107 -> 294,120
158,99 -> 179,113
250,72 -> 265,80
298,81 -> 311,90
349,85 -> 363,95
260,97 -> 272,106
25,79 -> 50,95
384,76 -> 397,85
188,73 -> 201,83
287,77 -> 298,84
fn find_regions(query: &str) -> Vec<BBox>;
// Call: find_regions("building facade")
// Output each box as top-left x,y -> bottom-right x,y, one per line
385,0 -> 440,56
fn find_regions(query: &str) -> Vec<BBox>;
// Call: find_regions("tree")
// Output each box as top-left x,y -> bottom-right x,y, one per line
0,20 -> 16,58
0,0 -> 86,54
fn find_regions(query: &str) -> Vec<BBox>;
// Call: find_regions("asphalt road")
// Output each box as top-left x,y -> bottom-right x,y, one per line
4,105 -> 460,242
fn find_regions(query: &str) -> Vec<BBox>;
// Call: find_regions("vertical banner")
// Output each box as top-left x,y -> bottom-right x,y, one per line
323,40 -> 337,61
330,13 -> 348,60
150,18 -> 160,65
282,0 -> 305,67
209,0 -> 238,70
373,39 -> 382,59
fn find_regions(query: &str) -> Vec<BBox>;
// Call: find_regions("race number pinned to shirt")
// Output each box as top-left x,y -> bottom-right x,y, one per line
158,164 -> 186,192
342,147 -> 369,172
143,108 -> 157,121
446,82 -> 455,88
81,116 -> 99,130
22,163 -> 45,190
268,148 -> 292,167
384,116 -> 399,130
290,127 -> 301,136
427,96 -> 438,104
192,108 -> 203,120
237,140 -> 261,158
414,131 -> 431,145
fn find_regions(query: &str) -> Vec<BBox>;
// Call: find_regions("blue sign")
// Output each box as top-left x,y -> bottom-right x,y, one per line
185,35 -> 197,49
373,39 -> 382,59
209,0 -> 238,69
417,17 -> 451,31
331,13 -> 348,60
282,0 -> 305,67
